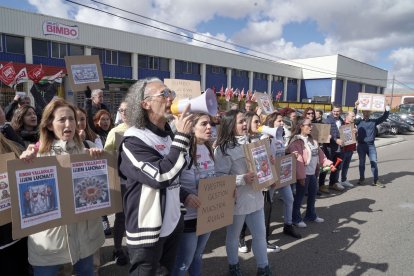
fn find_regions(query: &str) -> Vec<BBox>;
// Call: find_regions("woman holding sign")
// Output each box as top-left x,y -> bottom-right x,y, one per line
287,118 -> 333,228
20,99 -> 104,276
172,113 -> 215,276
214,110 -> 272,276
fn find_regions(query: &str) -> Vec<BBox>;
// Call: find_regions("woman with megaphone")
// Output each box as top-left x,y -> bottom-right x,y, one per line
214,110 -> 272,276
172,113 -> 215,276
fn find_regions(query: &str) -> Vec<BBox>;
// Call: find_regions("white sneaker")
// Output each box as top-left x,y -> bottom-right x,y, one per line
294,221 -> 307,228
314,217 -> 325,223
331,183 -> 345,191
341,181 -> 354,188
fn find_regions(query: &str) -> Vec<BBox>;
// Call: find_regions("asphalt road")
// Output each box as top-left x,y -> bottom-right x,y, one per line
98,133 -> 414,276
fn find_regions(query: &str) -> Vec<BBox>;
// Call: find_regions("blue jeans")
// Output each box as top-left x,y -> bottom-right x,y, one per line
357,143 -> 378,182
32,255 -> 94,276
341,150 -> 353,182
292,175 -> 318,223
171,230 -> 211,276
226,209 -> 268,268
278,185 -> 294,225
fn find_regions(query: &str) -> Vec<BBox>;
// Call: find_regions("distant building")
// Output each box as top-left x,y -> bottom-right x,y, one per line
0,6 -> 388,110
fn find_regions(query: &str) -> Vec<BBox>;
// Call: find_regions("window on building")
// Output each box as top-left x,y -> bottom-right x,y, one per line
106,50 -> 118,65
138,55 -> 147,68
273,76 -> 283,82
69,44 -> 84,56
182,61 -> 192,74
91,48 -> 104,63
51,42 -> 67,58
148,56 -> 159,70
159,57 -> 169,71
32,39 -> 48,57
5,35 -> 24,54
288,78 -> 297,84
118,51 -> 131,66
212,66 -> 224,74
0,35 -> 3,52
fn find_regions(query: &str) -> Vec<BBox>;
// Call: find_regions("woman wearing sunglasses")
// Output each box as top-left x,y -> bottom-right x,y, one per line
287,118 -> 333,228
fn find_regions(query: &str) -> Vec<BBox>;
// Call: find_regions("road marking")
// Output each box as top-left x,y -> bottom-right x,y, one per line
399,203 -> 414,209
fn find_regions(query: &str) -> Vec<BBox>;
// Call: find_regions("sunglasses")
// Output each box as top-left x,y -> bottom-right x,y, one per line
144,89 -> 176,100
118,108 -> 127,113
306,112 -> 315,115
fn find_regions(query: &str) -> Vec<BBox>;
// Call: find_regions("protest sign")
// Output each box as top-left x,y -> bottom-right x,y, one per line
311,123 -> 331,144
65,55 -> 104,92
357,93 -> 386,112
0,153 -> 16,226
8,152 -> 121,239
164,79 -> 201,100
339,123 -> 356,146
274,154 -> 297,189
196,175 -> 236,236
254,92 -> 274,114
243,139 -> 278,191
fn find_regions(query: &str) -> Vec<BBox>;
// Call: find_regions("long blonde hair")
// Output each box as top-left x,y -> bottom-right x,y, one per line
0,133 -> 22,157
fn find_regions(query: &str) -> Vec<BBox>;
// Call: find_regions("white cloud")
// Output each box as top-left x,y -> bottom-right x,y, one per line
388,48 -> 414,84
25,0 -> 414,86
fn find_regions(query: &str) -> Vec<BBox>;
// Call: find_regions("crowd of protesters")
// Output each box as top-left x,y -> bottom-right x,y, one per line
0,77 -> 390,276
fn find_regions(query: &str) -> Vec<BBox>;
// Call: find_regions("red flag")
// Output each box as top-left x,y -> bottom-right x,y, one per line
219,85 -> 224,97
241,88 -> 245,98
276,90 -> 283,101
225,88 -> 231,102
13,67 -> 28,87
28,64 -> 45,83
0,62 -> 17,87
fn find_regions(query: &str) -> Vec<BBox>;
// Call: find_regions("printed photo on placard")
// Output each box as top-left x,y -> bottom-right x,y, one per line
16,166 -> 61,229
280,156 -> 293,183
71,64 -> 99,84
0,173 -> 11,211
260,96 -> 274,114
71,159 -> 110,214
251,145 -> 273,184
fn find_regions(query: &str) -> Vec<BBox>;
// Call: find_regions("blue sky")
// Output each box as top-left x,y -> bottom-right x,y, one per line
1,0 -> 414,89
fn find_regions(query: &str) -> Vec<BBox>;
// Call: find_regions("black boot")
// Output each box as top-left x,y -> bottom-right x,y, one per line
283,223 -> 302,239
257,265 -> 272,276
229,263 -> 243,276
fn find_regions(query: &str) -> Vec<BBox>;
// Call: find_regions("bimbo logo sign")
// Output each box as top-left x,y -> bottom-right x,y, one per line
43,21 -> 79,39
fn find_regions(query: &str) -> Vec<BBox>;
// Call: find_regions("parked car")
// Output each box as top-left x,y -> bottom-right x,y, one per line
393,112 -> 414,131
371,112 -> 411,134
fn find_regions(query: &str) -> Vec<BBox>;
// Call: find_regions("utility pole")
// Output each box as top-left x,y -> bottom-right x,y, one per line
390,75 -> 395,108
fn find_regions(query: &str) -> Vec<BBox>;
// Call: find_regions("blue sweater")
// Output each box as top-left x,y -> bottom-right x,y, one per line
355,110 -> 389,144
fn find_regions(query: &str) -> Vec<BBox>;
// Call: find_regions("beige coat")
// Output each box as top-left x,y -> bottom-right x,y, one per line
28,140 -> 104,266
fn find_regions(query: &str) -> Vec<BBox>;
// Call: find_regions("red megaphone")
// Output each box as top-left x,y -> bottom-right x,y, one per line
330,158 -> 342,172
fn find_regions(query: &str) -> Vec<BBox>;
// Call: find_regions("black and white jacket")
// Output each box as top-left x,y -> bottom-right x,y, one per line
118,122 -> 190,248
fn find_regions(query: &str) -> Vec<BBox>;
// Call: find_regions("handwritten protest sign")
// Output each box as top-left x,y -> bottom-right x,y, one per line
254,92 -> 274,115
164,79 -> 201,100
196,175 -> 236,236
311,123 -> 331,144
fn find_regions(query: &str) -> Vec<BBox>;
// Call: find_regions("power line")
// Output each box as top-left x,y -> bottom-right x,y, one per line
64,0 -> 394,82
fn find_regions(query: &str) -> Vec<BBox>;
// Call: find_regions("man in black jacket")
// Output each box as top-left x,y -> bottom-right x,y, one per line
319,104 -> 345,192
118,77 -> 193,275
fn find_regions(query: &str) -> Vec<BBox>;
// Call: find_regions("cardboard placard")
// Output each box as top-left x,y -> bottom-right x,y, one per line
243,139 -> 278,191
0,153 -> 17,226
196,175 -> 236,236
163,79 -> 201,101
357,93 -> 386,112
64,55 -> 104,92
254,92 -> 274,115
339,123 -> 356,146
311,123 -> 331,144
8,152 -> 121,239
274,154 -> 297,189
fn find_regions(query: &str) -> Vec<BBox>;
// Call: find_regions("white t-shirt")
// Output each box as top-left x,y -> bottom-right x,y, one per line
302,136 -> 319,175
